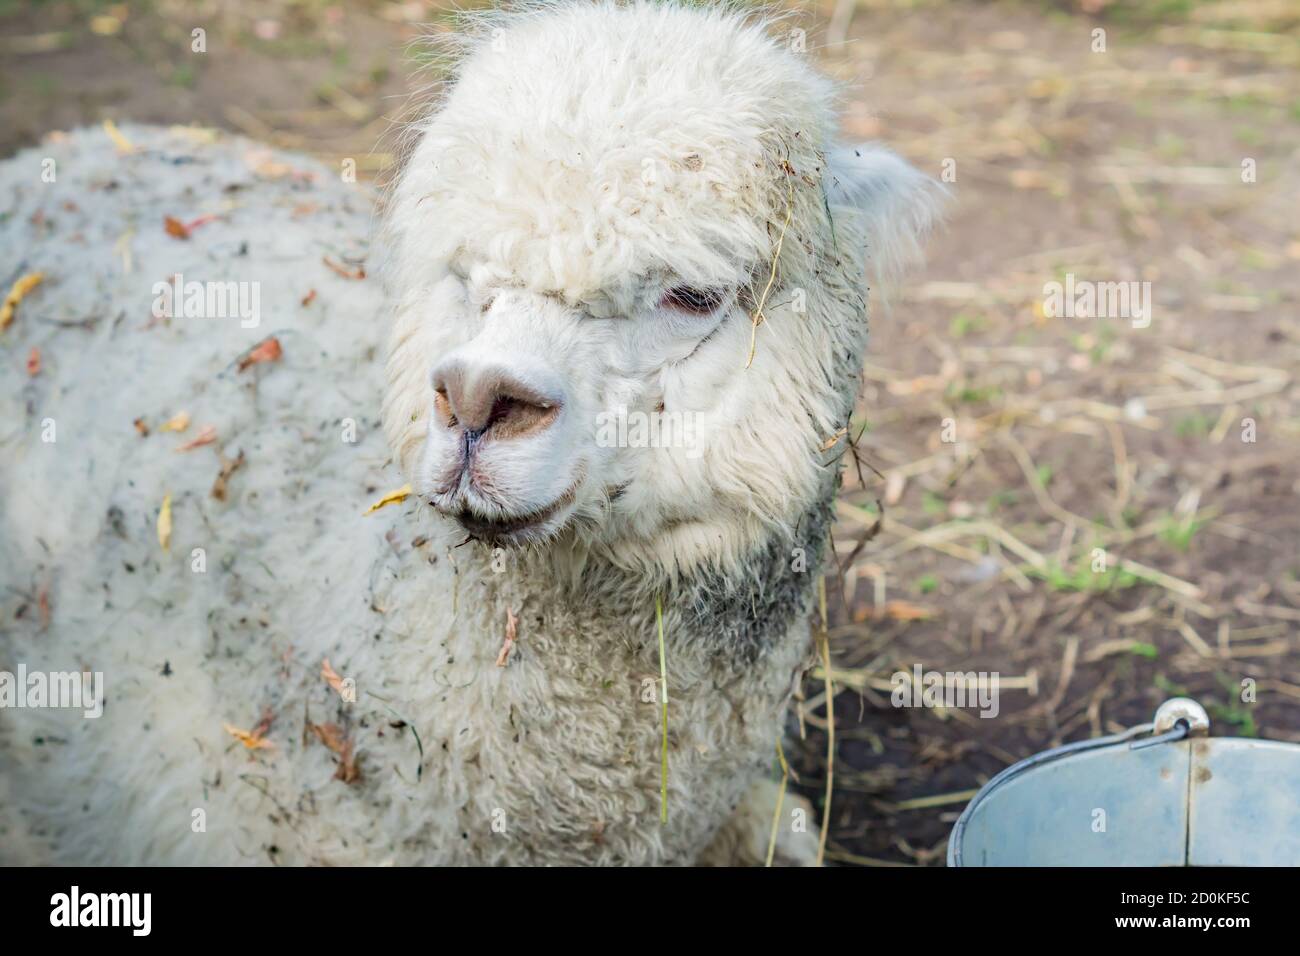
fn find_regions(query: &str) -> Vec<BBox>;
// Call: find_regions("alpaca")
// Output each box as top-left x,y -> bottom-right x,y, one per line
0,0 -> 943,865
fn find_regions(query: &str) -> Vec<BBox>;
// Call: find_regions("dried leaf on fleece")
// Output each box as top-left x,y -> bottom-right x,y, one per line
496,608 -> 519,667
102,118 -> 135,154
163,214 -> 219,240
363,484 -> 412,515
211,450 -> 246,501
308,721 -> 361,783
237,337 -> 283,371
163,216 -> 189,240
323,256 -> 366,280
321,658 -> 346,696
223,724 -> 273,750
157,494 -> 172,552
224,710 -> 274,750
174,424 -> 217,452
1,271 -> 44,330
158,410 -> 191,433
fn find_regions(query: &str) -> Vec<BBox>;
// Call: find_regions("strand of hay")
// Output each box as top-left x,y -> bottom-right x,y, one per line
656,594 -> 669,824
816,575 -> 833,867
744,177 -> 795,369
764,738 -> 791,867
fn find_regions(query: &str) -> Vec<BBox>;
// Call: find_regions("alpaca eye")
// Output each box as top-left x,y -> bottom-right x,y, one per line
660,287 -> 723,316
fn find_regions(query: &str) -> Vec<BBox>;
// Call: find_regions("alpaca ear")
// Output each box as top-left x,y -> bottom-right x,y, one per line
824,144 -> 949,286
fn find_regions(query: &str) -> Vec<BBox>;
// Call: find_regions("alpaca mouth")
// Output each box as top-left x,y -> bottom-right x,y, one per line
453,481 -> 580,544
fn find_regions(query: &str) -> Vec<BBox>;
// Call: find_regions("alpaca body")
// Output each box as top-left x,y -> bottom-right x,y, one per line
0,126 -> 819,865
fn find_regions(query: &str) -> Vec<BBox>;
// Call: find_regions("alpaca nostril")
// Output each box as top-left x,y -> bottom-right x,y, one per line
433,387 -> 458,429
488,396 -> 520,430
480,385 -> 560,440
431,361 -> 562,441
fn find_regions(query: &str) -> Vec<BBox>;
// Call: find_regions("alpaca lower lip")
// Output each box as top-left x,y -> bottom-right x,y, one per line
454,483 -> 578,542
456,508 -> 552,538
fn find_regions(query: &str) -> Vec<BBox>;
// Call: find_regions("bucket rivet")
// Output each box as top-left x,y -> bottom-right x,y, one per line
1153,697 -> 1210,736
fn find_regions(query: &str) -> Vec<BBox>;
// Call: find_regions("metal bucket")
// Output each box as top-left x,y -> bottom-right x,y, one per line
948,698 -> 1300,866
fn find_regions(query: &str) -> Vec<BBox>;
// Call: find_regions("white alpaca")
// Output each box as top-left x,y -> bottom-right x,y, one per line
0,1 -> 943,865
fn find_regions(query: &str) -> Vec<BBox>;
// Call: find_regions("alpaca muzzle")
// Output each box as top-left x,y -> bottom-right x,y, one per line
423,354 -> 580,543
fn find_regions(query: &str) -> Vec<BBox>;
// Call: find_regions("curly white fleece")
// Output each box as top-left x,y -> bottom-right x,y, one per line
0,1 -> 942,865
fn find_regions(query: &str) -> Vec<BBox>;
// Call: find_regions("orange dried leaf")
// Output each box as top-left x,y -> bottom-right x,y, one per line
323,256 -> 366,280
163,215 -> 190,240
133,417 -> 150,437
237,336 -> 283,372
224,722 -> 274,751
321,658 -> 345,694
300,288 -> 317,307
25,346 -> 41,377
308,722 -> 360,783
496,607 -> 518,668
211,450 -> 246,501
334,744 -> 360,783
174,424 -> 217,452
310,722 -> 346,752
861,600 -> 935,622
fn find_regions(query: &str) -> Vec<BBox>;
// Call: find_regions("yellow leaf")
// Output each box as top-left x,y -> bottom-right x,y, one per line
103,119 -> 135,154
363,483 -> 412,515
158,410 -> 191,433
167,125 -> 220,145
1,272 -> 44,331
820,427 -> 848,452
157,494 -> 172,552
90,15 -> 122,36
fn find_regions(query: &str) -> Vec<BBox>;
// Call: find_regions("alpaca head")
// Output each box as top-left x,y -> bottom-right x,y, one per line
383,1 -> 944,574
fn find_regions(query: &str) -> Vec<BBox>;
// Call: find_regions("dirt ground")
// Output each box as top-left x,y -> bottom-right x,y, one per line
3,0 -> 1298,866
